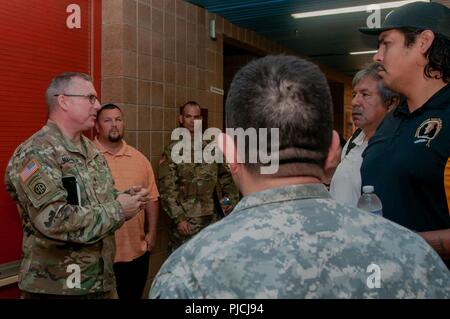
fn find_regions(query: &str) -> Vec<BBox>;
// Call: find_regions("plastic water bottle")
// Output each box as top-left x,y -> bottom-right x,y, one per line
357,185 -> 383,217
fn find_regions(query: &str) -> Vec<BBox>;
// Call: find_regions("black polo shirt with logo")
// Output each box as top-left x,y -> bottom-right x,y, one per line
361,84 -> 450,232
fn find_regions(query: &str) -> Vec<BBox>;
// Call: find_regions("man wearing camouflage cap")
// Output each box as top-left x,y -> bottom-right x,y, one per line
359,2 -> 450,268
150,55 -> 450,299
4,72 -> 149,298
157,101 -> 239,252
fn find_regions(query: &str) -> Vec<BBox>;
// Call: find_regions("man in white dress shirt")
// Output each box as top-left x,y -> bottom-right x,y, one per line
330,63 -> 400,206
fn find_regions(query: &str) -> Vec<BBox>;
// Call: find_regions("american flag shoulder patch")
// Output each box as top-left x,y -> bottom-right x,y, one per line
20,159 -> 41,182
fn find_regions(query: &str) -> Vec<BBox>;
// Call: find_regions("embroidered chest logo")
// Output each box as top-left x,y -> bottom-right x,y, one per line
414,118 -> 442,147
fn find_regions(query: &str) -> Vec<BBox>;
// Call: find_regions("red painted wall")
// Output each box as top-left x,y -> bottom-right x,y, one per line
0,0 -> 101,298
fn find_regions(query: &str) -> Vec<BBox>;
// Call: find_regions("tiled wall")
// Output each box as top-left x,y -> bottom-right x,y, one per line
101,0 -> 355,294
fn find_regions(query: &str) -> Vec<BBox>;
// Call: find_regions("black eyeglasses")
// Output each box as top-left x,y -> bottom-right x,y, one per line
54,94 -> 98,105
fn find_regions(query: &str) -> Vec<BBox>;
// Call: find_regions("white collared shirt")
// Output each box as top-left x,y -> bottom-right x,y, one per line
330,130 -> 367,207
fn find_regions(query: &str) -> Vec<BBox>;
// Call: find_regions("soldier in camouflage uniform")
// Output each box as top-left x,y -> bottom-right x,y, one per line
158,101 -> 239,251
4,72 -> 149,298
150,56 -> 450,298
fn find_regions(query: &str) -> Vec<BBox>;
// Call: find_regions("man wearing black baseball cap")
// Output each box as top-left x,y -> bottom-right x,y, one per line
359,2 -> 450,268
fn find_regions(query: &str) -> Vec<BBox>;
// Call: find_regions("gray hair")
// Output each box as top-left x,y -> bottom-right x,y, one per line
45,72 -> 92,112
352,63 -> 400,106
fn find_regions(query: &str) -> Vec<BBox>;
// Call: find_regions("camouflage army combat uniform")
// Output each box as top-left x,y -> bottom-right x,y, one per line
4,120 -> 124,296
157,140 -> 239,251
150,184 -> 450,298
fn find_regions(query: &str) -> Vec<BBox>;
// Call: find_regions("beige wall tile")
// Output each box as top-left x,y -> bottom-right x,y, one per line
138,81 -> 151,105
124,24 -> 137,52
175,86 -> 187,108
123,78 -> 137,104
151,31 -> 163,58
123,50 -> 137,78
186,2 -> 197,23
151,131 -> 164,156
175,63 -> 186,86
176,17 -> 187,42
122,104 -> 138,130
102,77 -> 123,103
186,45 -> 197,66
124,130 -> 137,148
152,57 -> 164,82
138,54 -> 151,80
152,0 -> 163,10
197,25 -> 206,49
137,105 -> 151,130
164,84 -> 175,108
197,47 -> 206,68
197,6 -> 205,26
205,91 -> 215,114
151,107 -> 164,131
103,0 -> 124,25
206,50 -> 215,72
207,70 -> 215,88
187,65 -> 197,89
164,36 -> 176,61
216,33 -> 223,53
164,13 -> 175,36
138,28 -> 151,55
163,132 -> 173,149
164,60 -> 175,84
123,0 -> 137,27
197,68 -> 206,90
138,2 -> 151,30
186,88 -> 198,103
102,50 -> 123,77
176,40 -> 186,64
138,131 -> 151,159
151,8 -> 163,33
175,0 -> 186,18
152,82 -> 164,106
197,90 -> 207,110
164,0 -> 175,14
186,21 -> 197,45
215,15 -> 223,34
103,24 -> 124,50
163,109 -> 177,131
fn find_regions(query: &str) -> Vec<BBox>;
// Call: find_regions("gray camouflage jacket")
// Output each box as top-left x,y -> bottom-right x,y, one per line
150,184 -> 450,298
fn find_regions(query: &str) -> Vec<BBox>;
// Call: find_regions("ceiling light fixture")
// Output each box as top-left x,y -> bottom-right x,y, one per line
349,50 -> 378,55
291,0 -> 429,19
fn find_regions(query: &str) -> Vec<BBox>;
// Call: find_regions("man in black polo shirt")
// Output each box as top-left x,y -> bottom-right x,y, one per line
359,2 -> 450,267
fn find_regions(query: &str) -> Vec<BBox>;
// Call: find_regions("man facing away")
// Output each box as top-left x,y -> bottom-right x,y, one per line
94,103 -> 160,299
4,72 -> 148,298
149,55 -> 450,298
330,63 -> 400,206
359,2 -> 450,267
157,101 -> 239,251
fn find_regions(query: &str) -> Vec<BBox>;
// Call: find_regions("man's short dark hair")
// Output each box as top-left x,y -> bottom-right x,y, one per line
97,103 -> 122,119
179,101 -> 200,115
225,55 -> 333,177
400,28 -> 449,83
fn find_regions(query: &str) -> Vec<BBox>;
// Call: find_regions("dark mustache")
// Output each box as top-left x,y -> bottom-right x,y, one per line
373,62 -> 386,72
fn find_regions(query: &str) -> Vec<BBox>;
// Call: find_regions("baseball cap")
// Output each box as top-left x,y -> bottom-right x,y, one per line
359,2 -> 450,39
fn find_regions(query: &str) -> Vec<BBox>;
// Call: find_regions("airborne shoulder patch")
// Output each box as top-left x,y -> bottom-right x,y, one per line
19,159 -> 59,209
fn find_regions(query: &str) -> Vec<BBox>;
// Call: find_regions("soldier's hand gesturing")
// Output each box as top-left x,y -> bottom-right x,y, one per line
177,220 -> 192,236
117,187 -> 149,220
